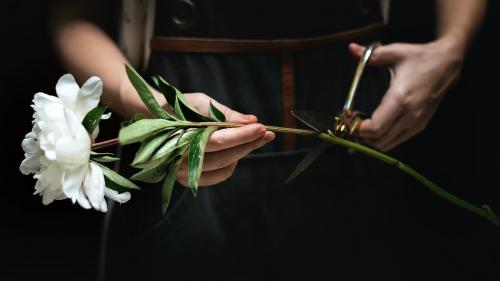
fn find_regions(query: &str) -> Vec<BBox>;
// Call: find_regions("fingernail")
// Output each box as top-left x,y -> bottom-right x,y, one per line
244,115 -> 257,122
256,126 -> 266,135
264,132 -> 275,141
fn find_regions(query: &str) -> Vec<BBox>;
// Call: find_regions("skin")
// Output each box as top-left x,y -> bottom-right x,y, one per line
52,0 -> 485,186
349,0 -> 487,151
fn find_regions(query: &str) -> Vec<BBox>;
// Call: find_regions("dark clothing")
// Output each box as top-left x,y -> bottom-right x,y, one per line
106,1 -> 394,277
103,1 -> 499,281
154,0 -> 383,39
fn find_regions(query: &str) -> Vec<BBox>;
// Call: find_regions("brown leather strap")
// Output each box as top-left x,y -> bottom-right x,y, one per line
281,53 -> 296,151
151,22 -> 384,53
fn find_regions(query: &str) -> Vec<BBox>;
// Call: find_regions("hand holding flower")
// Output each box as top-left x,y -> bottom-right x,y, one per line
19,65 -> 500,229
176,93 -> 275,187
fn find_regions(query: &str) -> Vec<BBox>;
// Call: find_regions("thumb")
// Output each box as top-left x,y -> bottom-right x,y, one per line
348,42 -> 403,67
210,99 -> 257,124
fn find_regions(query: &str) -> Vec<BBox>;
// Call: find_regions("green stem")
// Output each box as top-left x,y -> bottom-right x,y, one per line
191,121 -> 500,228
316,133 -> 500,228
183,121 -> 318,136
101,120 -> 500,227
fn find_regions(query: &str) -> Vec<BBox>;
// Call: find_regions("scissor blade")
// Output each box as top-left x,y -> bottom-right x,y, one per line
286,141 -> 331,184
291,110 -> 333,133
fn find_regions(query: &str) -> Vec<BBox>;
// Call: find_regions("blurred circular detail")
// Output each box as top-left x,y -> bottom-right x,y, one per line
171,0 -> 196,30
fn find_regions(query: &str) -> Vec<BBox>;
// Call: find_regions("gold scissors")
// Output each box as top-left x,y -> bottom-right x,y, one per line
333,41 -> 380,137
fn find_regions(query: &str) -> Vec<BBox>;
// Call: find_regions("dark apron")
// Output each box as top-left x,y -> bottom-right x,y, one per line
102,1 -> 424,280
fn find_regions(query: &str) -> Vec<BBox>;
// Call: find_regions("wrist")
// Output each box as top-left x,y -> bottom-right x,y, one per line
434,28 -> 468,61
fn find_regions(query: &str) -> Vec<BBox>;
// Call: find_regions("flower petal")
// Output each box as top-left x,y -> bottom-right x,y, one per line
37,164 -> 65,205
62,165 -> 88,203
21,131 -> 41,154
41,189 -> 59,205
99,199 -> 108,212
63,108 -> 91,143
74,76 -> 103,121
55,74 -> 79,111
20,155 -> 41,175
76,189 -> 92,209
20,130 -> 42,175
104,188 -> 131,204
54,109 -> 91,168
33,176 -> 43,195
33,92 -> 62,110
83,162 -> 106,211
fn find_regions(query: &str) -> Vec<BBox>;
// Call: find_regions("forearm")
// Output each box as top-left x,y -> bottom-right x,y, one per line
435,0 -> 487,57
51,5 -> 163,118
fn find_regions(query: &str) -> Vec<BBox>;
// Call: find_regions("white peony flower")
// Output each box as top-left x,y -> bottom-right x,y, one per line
20,74 -> 130,211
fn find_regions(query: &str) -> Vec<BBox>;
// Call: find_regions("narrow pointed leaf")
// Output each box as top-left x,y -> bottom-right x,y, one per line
130,162 -> 169,183
176,129 -> 200,147
133,154 -> 171,170
188,126 -> 218,195
119,119 -> 176,145
151,75 -> 176,110
153,75 -> 213,122
178,99 -> 213,122
93,161 -> 141,190
125,64 -> 176,120
90,151 -> 115,157
132,129 -> 178,166
90,150 -> 119,162
134,129 -> 199,169
286,142 -> 331,184
174,96 -> 186,120
209,101 -> 226,122
91,155 -> 120,163
145,134 -> 181,165
175,129 -> 185,145
161,155 -> 184,215
82,105 -> 108,134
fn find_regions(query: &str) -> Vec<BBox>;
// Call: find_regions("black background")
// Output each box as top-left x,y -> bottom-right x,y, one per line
1,1 -> 499,280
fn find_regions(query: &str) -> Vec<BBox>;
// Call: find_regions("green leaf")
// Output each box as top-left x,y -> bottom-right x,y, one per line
121,113 -> 147,127
151,75 -> 176,110
136,135 -> 180,169
153,75 -> 213,122
174,96 -> 186,120
130,162 -> 169,183
151,75 -> 175,110
90,151 -> 114,157
119,119 -> 176,145
90,151 -> 120,163
175,129 -> 185,145
286,142 -> 331,184
93,161 -> 141,190
178,97 -> 213,122
161,155 -> 184,215
188,126 -> 218,195
176,129 -> 200,147
91,155 -> 120,163
133,129 -> 199,169
81,105 -> 108,134
209,101 -> 226,122
132,129 -> 178,166
125,64 -> 176,120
